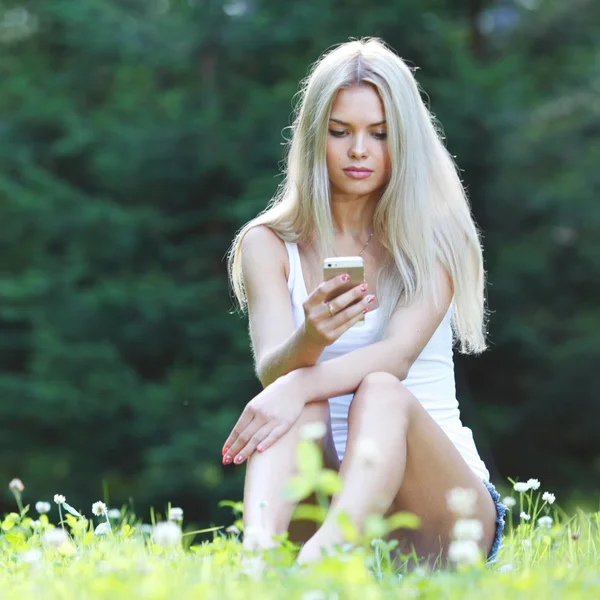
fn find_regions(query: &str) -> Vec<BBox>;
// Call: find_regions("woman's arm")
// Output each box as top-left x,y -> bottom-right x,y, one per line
288,262 -> 454,402
241,226 -> 326,388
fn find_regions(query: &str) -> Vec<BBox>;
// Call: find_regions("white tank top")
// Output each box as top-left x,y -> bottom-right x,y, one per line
284,241 -> 490,482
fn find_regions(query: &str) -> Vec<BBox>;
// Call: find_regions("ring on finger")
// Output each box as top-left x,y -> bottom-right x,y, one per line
327,302 -> 335,317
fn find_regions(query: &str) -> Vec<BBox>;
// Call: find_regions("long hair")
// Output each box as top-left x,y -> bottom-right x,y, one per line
227,37 -> 487,354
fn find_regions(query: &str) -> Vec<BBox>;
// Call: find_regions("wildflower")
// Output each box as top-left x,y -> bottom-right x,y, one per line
169,507 -> 184,522
542,492 -> 555,505
300,422 -> 327,441
502,497 -> 516,508
356,438 -> 379,466
240,554 -> 266,580
513,482 -> 530,493
92,501 -> 107,517
107,509 -> 121,519
452,518 -> 484,542
226,525 -> 240,535
537,516 -> 553,529
20,549 -> 43,564
42,528 -> 69,549
9,478 -> 24,493
151,521 -> 182,548
520,512 -> 531,521
448,539 -> 480,565
54,494 -> 65,505
446,487 -> 477,517
35,501 -> 51,515
243,525 -> 273,551
526,479 -> 540,490
30,520 -> 42,528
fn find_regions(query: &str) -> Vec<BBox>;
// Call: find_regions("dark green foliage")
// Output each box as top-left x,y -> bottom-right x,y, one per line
0,0 -> 598,525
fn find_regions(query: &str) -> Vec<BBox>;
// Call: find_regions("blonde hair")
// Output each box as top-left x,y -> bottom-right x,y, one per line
227,37 -> 487,354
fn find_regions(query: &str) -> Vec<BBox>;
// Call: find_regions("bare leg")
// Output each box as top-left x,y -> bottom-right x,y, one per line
297,372 -> 497,567
241,399 -> 340,550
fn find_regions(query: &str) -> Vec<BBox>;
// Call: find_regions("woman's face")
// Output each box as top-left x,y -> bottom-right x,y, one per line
325,84 -> 391,199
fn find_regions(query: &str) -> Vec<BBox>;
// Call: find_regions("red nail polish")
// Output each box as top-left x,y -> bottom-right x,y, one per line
363,308 -> 369,314
360,284 -> 368,293
222,447 -> 229,457
341,274 -> 350,282
234,456 -> 243,464
222,455 -> 232,465
368,295 -> 376,303
257,444 -> 264,452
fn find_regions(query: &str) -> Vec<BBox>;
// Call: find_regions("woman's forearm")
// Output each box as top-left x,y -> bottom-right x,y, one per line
256,325 -> 326,388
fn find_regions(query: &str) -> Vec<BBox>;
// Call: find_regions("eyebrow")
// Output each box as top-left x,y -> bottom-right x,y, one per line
329,118 -> 387,127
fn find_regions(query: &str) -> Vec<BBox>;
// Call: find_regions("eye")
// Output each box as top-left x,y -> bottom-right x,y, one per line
328,129 -> 346,137
373,132 -> 387,140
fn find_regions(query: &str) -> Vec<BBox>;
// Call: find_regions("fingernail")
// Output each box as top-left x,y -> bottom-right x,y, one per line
257,444 -> 264,452
222,455 -> 232,465
222,447 -> 229,457
360,284 -> 368,293
363,308 -> 369,314
367,295 -> 376,303
234,455 -> 244,464
341,274 -> 350,282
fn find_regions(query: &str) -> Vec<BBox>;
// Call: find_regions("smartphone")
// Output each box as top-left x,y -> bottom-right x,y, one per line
322,256 -> 365,327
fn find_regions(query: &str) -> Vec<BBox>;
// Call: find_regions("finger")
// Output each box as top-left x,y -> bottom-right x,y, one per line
255,424 -> 290,454
324,283 -> 369,320
222,405 -> 258,455
231,423 -> 273,465
310,273 -> 352,306
330,298 -> 375,337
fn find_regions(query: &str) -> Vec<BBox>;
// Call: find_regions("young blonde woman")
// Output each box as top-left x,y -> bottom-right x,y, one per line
223,37 -> 506,567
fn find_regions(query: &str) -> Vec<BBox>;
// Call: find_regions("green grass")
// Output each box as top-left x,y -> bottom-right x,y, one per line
1,465 -> 599,599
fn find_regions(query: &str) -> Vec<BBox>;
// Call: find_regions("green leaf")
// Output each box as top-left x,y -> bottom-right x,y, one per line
94,522 -> 111,536
385,511 -> 421,532
282,475 -> 314,502
364,515 -> 386,540
291,504 -> 327,524
336,511 -> 359,544
62,502 -> 82,518
317,469 -> 343,496
296,440 -> 323,476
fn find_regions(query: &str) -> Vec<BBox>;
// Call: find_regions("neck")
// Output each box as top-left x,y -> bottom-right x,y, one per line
329,190 -> 377,240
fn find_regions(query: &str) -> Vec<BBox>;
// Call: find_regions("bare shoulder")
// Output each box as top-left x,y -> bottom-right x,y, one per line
241,225 -> 288,270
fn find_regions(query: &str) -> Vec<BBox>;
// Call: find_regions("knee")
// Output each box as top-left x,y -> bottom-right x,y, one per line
352,371 -> 417,413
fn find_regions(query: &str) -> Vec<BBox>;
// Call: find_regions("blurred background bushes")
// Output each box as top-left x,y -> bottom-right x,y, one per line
0,0 -> 598,525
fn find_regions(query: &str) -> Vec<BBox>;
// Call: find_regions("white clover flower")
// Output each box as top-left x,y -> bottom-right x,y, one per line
452,518 -> 484,542
446,487 -> 477,517
520,512 -> 531,521
240,554 -> 266,580
243,525 -> 273,551
30,520 -> 42,529
526,479 -> 540,490
151,521 -> 182,548
35,501 -> 51,514
448,539 -> 481,565
542,492 -> 555,505
513,482 -> 530,493
20,549 -> 43,564
9,478 -> 24,493
225,525 -> 240,535
537,516 -> 553,529
502,497 -> 517,508
42,528 -> 69,549
300,422 -> 327,441
169,507 -> 184,522
92,501 -> 107,517
107,509 -> 121,520
54,494 -> 66,505
356,438 -> 380,466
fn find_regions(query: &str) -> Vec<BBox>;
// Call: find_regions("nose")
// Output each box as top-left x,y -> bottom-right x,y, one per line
349,133 -> 368,159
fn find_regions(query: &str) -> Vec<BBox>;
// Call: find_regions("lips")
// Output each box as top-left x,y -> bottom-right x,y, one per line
343,167 -> 373,172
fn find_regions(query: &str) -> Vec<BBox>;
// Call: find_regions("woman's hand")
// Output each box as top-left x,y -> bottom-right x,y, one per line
303,273 -> 376,346
221,373 -> 308,466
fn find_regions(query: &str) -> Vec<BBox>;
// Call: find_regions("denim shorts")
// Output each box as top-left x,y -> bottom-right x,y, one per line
482,479 -> 507,563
